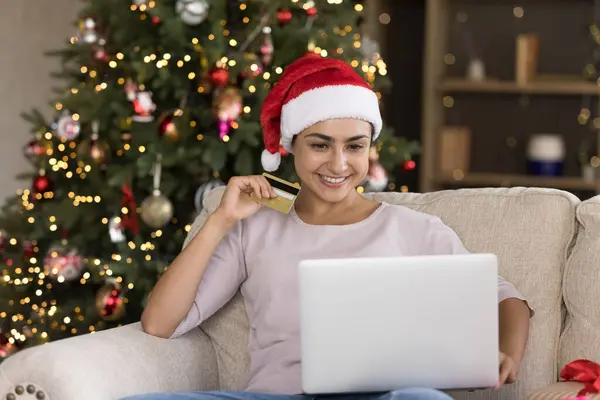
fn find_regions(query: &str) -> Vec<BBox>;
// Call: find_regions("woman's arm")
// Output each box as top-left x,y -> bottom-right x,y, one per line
499,297 -> 531,376
140,211 -> 234,339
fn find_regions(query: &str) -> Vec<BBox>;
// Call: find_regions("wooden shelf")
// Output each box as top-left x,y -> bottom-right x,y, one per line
436,173 -> 599,191
437,78 -> 600,96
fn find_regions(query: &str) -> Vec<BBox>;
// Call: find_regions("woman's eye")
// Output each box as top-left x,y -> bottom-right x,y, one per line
310,143 -> 329,150
348,144 -> 365,151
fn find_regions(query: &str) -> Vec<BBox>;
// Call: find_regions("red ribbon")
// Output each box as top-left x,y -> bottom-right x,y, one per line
120,184 -> 139,236
560,359 -> 600,397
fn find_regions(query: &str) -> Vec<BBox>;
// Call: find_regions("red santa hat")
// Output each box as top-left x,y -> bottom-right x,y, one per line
259,55 -> 383,171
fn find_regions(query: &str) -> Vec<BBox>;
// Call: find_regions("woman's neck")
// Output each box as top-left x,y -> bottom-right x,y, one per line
293,189 -> 378,225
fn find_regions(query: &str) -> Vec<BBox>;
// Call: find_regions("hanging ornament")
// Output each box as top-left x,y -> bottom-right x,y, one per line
108,216 -> 126,243
78,17 -> 98,44
194,180 -> 225,212
242,53 -> 263,79
176,0 -> 209,25
94,47 -> 109,62
32,172 -> 52,195
78,121 -> 110,165
23,139 -> 48,160
96,279 -> 126,321
140,155 -> 174,228
210,67 -> 229,88
55,111 -> 81,141
278,8 -> 293,25
305,1 -> 317,17
259,27 -> 274,67
403,160 -> 416,171
363,147 -> 388,192
213,87 -> 242,140
23,240 -> 34,258
158,110 -> 183,142
43,240 -> 84,282
132,89 -> 156,122
124,79 -> 138,102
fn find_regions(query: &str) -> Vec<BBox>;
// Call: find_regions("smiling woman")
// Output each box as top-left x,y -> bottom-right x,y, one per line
133,55 -> 531,400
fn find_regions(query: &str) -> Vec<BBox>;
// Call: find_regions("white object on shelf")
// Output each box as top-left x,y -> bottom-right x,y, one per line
527,134 -> 565,161
466,58 -> 486,81
582,164 -> 596,182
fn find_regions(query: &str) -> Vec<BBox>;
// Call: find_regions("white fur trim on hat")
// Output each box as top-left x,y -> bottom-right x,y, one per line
279,85 -> 382,152
261,149 -> 281,172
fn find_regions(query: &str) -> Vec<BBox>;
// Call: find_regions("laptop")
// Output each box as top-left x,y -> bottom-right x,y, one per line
298,253 -> 499,394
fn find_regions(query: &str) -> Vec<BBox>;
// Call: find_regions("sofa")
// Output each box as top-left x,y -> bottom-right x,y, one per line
1,186 -> 599,400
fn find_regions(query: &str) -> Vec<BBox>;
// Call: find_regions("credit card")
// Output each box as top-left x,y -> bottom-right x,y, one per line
251,173 -> 301,214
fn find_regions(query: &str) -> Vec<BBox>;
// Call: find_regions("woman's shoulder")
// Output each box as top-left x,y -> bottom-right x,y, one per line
378,201 -> 441,224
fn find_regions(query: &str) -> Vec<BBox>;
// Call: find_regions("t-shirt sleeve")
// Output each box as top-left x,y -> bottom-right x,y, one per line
421,216 -> 533,313
170,220 -> 246,338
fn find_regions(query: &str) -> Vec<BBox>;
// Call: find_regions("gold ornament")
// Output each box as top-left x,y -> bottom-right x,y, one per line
158,110 -> 182,142
96,280 -> 126,321
140,191 -> 174,228
78,121 -> 110,164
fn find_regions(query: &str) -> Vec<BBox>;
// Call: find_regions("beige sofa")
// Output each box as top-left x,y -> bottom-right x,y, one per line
1,186 -> 599,400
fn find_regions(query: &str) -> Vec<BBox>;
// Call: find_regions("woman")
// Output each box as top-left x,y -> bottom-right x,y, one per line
125,56 -> 532,400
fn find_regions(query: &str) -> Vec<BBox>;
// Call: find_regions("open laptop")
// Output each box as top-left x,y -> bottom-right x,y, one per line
298,253 -> 499,394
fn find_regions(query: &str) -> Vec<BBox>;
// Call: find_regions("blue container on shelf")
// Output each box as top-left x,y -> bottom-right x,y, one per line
526,134 -> 565,177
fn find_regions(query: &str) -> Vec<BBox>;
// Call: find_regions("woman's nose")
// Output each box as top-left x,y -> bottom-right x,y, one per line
327,150 -> 348,174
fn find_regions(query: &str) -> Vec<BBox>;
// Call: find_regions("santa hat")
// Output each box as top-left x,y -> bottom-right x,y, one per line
259,55 -> 383,171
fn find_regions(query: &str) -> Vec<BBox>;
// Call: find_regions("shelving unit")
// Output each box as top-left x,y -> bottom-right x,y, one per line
419,0 -> 600,197
437,77 -> 600,96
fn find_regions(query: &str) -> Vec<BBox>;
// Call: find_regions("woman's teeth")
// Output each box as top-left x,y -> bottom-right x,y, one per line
319,175 -> 347,184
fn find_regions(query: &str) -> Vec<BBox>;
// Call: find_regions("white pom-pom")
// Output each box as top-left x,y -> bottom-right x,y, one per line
261,149 -> 281,172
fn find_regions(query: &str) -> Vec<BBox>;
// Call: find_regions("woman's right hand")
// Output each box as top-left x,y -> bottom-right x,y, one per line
214,175 -> 277,225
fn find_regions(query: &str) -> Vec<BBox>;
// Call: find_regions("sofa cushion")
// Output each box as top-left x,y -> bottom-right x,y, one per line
186,186 -> 579,398
560,195 -> 600,372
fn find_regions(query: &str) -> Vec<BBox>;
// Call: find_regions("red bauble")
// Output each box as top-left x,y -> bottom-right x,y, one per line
403,160 -> 416,171
32,175 -> 52,194
23,240 -> 34,258
94,48 -> 110,62
210,67 -> 229,87
151,16 -> 160,24
278,9 -> 292,25
306,7 -> 317,17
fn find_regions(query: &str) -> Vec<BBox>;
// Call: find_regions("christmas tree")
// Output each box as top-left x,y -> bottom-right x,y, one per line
0,0 -> 419,359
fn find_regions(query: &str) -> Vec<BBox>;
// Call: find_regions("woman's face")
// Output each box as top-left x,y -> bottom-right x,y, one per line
292,118 -> 372,204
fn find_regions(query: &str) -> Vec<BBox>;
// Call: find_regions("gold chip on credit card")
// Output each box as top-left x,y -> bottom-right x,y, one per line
250,173 -> 301,214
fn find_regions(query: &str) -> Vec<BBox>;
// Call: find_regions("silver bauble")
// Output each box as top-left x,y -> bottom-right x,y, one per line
176,0 -> 209,25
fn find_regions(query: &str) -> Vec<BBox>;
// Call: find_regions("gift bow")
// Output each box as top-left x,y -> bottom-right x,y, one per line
560,359 -> 600,397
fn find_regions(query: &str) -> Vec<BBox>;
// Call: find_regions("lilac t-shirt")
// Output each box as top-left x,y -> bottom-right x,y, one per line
171,202 -> 529,395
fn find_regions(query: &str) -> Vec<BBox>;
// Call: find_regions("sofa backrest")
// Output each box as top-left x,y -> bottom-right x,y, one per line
184,186 -> 580,398
559,195 -> 600,370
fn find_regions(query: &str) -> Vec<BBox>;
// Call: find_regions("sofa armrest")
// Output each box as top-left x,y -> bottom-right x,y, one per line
528,382 -> 600,399
0,322 -> 219,400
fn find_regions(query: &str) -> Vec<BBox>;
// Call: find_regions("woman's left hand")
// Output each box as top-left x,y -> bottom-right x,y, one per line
496,351 -> 520,388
